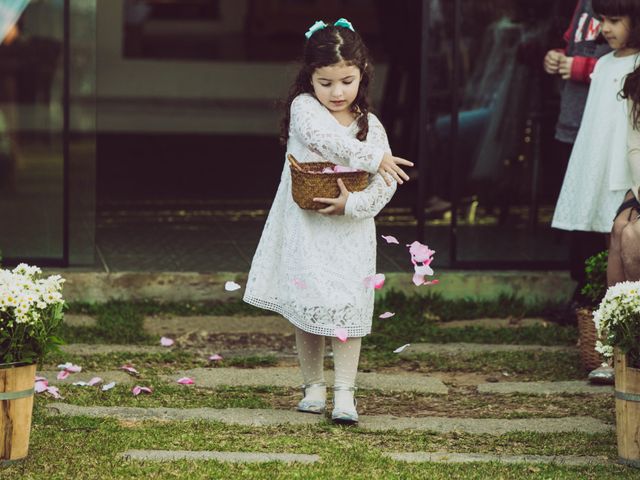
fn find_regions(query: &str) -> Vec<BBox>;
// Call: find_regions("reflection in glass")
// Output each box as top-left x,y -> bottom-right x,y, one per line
0,0 -> 64,261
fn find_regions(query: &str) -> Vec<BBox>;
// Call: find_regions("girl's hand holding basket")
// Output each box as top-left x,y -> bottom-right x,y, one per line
314,178 -> 350,215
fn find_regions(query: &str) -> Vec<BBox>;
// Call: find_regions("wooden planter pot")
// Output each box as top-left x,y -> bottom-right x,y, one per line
0,363 -> 36,463
576,307 -> 604,371
615,350 -> 640,468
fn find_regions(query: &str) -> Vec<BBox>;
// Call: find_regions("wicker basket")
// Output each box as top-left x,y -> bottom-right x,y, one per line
288,154 -> 369,210
576,307 -> 604,371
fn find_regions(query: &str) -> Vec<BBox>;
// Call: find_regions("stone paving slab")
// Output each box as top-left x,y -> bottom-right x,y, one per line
143,315 -> 294,335
163,367 -> 449,394
46,404 -> 613,435
399,343 -> 576,356
386,452 -> 612,465
60,344 -> 168,356
477,381 -> 613,395
122,450 -> 319,464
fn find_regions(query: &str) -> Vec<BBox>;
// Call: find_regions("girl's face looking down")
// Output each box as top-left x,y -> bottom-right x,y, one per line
311,62 -> 362,115
600,15 -> 632,49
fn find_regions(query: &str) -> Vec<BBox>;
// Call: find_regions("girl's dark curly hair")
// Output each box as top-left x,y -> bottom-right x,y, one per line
280,23 -> 373,145
594,0 -> 640,127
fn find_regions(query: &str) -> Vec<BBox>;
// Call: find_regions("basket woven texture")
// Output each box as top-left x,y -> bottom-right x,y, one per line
289,158 -> 368,210
576,307 -> 604,371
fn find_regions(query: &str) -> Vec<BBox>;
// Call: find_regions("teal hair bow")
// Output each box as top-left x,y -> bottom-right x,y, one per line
304,18 -> 355,39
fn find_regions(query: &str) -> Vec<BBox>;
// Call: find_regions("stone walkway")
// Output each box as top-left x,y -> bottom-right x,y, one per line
46,404 -> 612,435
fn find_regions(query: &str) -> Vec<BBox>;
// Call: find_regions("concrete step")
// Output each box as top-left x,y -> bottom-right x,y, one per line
385,452 -> 612,465
46,404 -> 612,435
122,450 -> 319,464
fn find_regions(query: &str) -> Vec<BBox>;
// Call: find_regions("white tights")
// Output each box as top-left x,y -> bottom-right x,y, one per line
294,327 -> 361,410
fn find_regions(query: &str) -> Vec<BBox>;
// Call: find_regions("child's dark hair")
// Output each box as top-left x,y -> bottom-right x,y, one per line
604,0 -> 640,127
280,23 -> 373,145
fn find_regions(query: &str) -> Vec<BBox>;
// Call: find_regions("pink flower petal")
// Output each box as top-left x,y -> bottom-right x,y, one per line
224,281 -> 242,292
120,365 -> 139,376
406,241 -> 435,263
364,273 -> 385,290
424,279 -> 440,286
335,327 -> 348,343
208,354 -> 223,361
57,362 -> 82,373
87,377 -> 103,386
35,376 -> 47,382
57,370 -> 70,380
72,381 -> 89,386
393,344 -> 411,353
381,235 -> 399,245
379,311 -> 396,319
160,336 -> 174,347
102,381 -> 116,391
177,377 -> 194,385
46,386 -> 62,399
34,381 -> 49,393
293,278 -> 307,289
412,273 -> 426,286
132,385 -> 152,396
414,264 -> 434,276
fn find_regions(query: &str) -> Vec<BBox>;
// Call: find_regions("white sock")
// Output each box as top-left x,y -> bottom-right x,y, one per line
331,336 -> 362,411
295,327 -> 326,402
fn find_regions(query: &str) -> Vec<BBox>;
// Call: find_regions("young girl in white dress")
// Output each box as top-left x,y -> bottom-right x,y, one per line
243,18 -> 413,424
552,0 -> 640,234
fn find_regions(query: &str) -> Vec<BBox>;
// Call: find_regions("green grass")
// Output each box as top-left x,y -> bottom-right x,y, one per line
3,411 -> 632,479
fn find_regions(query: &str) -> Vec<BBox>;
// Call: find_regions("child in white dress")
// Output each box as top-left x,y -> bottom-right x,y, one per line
552,0 -> 640,233
243,18 -> 413,424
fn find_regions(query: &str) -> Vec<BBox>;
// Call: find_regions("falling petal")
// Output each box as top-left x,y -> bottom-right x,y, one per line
177,377 -> 195,385
102,382 -> 116,391
414,264 -> 434,276
34,381 -> 49,393
208,354 -> 223,361
120,365 -> 139,376
379,311 -> 396,319
57,370 -> 70,380
381,235 -> 399,245
393,344 -> 411,354
46,386 -> 62,399
335,327 -> 348,343
160,336 -> 174,347
412,273 -> 426,286
88,377 -> 103,386
293,278 -> 307,289
364,273 -> 385,290
424,279 -> 440,286
225,281 -> 242,292
406,241 -> 435,263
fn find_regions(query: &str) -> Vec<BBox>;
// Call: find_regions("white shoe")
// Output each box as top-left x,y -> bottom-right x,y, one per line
296,382 -> 326,414
331,386 -> 358,425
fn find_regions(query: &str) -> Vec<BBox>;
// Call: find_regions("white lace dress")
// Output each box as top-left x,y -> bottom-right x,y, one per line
243,93 -> 397,338
552,52 -> 640,232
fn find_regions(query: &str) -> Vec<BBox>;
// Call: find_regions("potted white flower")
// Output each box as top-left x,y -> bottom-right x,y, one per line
0,264 -> 65,462
593,280 -> 640,468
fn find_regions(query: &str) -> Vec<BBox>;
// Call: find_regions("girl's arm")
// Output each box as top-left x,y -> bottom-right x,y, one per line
344,116 -> 397,219
290,94 -> 384,174
627,104 -> 640,201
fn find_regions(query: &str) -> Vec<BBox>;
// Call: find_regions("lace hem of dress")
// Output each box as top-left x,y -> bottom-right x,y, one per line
243,295 -> 370,338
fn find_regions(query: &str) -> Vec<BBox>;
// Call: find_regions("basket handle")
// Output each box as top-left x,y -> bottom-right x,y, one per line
287,153 -> 304,172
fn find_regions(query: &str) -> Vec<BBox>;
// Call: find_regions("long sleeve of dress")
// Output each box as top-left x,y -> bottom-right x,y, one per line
344,116 -> 397,219
290,94 -> 385,174
627,103 -> 640,201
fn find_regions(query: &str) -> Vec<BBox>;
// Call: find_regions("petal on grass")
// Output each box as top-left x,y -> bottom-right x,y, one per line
379,311 -> 396,319
102,382 -> 116,391
224,281 -> 242,292
57,362 -> 82,373
57,370 -> 70,380
120,365 -> 139,376
177,377 -> 195,385
34,381 -> 49,393
208,354 -> 223,361
46,386 -> 62,399
381,235 -> 399,245
88,377 -> 103,386
160,336 -> 175,347
335,327 -> 348,343
393,344 -> 411,354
